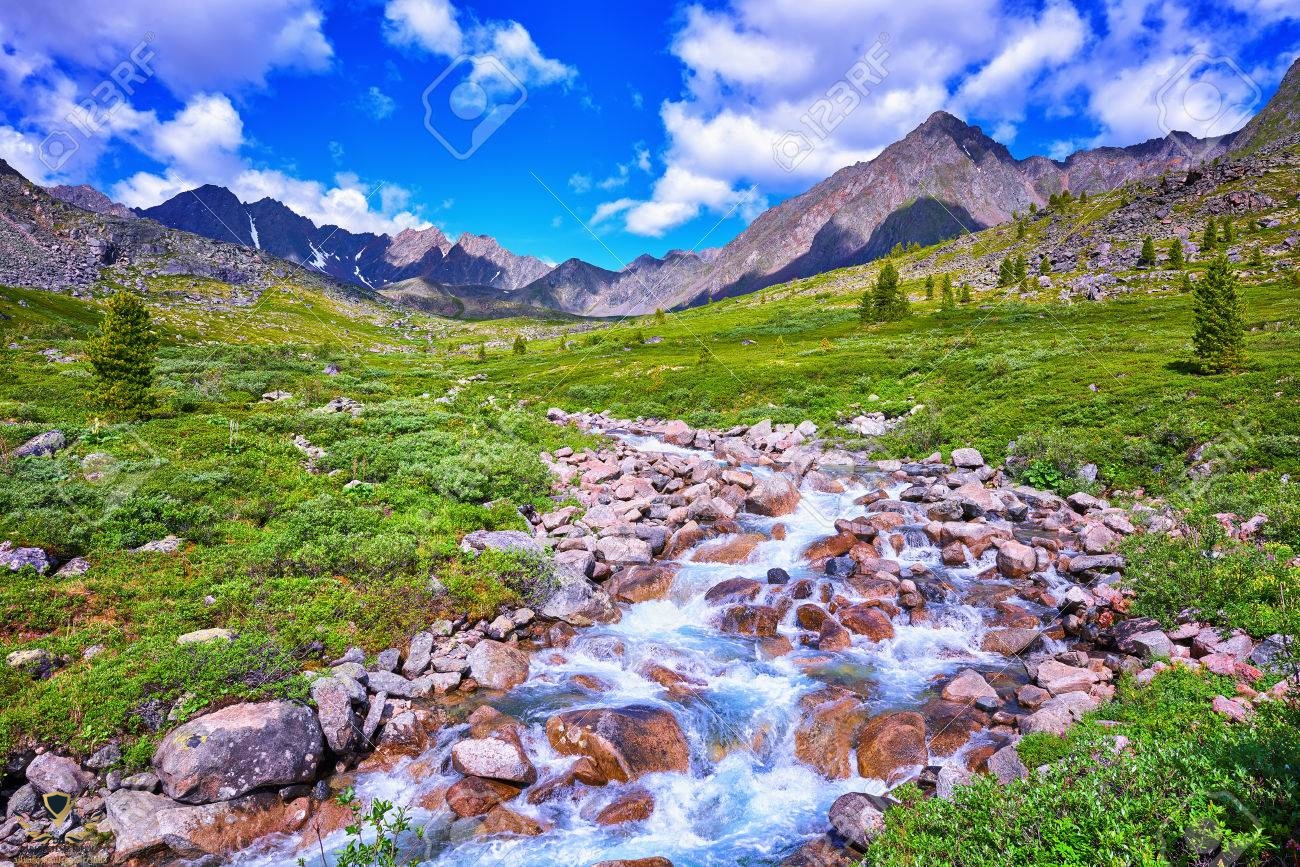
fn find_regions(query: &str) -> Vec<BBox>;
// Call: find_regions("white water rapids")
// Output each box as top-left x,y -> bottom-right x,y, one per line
234,433 -> 1077,866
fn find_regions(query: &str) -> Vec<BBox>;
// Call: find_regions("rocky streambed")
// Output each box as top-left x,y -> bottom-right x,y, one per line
6,411 -> 1283,866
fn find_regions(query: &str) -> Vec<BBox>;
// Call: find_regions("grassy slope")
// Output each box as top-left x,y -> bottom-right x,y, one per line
0,154 -> 1297,859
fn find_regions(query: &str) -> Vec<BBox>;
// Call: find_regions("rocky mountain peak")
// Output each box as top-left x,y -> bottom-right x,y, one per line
46,184 -> 138,220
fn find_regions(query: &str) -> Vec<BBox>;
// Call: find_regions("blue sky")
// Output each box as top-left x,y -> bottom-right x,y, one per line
1,0 -> 1297,268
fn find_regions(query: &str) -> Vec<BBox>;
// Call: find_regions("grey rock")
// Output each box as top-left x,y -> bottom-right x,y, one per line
466,639 -> 530,691
0,542 -> 51,574
987,744 -> 1029,784
152,701 -> 322,804
827,791 -> 887,848
460,530 -> 543,558
14,430 -> 65,458
310,678 -> 359,753
26,753 -> 93,797
402,632 -> 434,679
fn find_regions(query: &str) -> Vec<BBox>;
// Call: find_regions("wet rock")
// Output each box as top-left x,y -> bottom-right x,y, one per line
794,687 -> 868,779
636,661 -> 707,701
541,567 -> 618,626
691,533 -> 767,564
153,701 -> 323,804
546,705 -> 691,784
104,788 -> 351,860
818,618 -> 854,651
995,540 -> 1037,579
477,804 -> 546,837
839,605 -> 895,641
452,735 -> 537,785
594,859 -> 675,867
446,776 -> 524,818
467,640 -> 530,691
829,791 -> 888,849
745,474 -> 800,517
921,699 -> 990,756
856,711 -> 927,785
981,628 -> 1041,656
594,787 -> 655,825
779,836 -> 853,867
703,577 -> 764,605
606,565 -> 676,604
941,669 -> 998,704
717,604 -> 781,637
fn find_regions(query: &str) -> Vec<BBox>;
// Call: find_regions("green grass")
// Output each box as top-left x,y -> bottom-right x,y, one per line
867,668 -> 1300,865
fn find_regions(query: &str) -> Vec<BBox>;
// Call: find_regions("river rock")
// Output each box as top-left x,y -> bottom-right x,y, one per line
597,536 -> 654,565
828,791 -> 887,848
981,628 -> 1041,656
446,776 -> 523,818
594,786 -> 655,825
794,687 -> 868,779
951,447 -> 984,468
703,577 -> 763,605
941,669 -> 998,704
995,540 -> 1037,579
402,631 -> 434,678
152,701 -> 322,804
467,640 -> 531,691
606,565 -> 676,604
477,804 -> 546,837
541,564 -> 618,625
104,788 -> 350,860
745,474 -> 800,517
987,743 -> 1028,784
451,735 -> 537,784
855,711 -> 927,785
545,705 -> 690,784
839,605 -> 895,641
691,533 -> 767,564
717,604 -> 780,637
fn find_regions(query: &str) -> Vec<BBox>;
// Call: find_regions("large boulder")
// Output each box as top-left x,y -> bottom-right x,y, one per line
596,536 -> 654,565
445,776 -> 523,818
794,687 -> 868,779
104,788 -> 350,860
153,701 -> 323,804
467,640 -> 531,691
310,677 -> 359,753
545,705 -> 690,784
839,605 -> 895,641
0,541 -> 52,574
606,565 -> 677,604
995,540 -> 1037,579
14,430 -> 65,458
855,711 -> 927,785
828,791 -> 888,848
941,669 -> 998,704
745,474 -> 800,517
460,529 -> 545,557
451,735 -> 537,784
26,752 -> 93,796
540,563 -> 618,625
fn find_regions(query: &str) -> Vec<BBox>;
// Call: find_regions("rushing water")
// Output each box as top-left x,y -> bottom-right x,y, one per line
236,434 -> 1075,867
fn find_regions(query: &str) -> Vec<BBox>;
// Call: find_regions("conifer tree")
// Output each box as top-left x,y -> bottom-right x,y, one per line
1221,218 -> 1234,245
924,274 -> 934,300
870,261 -> 908,321
1192,255 -> 1245,372
939,273 -> 955,310
958,282 -> 972,304
1202,221 -> 1217,252
87,292 -> 158,413
1013,254 -> 1028,282
1015,220 -> 1027,240
1179,272 -> 1194,293
998,256 -> 1016,287
513,334 -> 527,354
1138,235 -> 1157,267
477,342 -> 487,361
1039,255 -> 1051,276
1167,238 -> 1184,270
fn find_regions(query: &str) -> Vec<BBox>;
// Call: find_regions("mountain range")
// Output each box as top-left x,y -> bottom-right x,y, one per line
30,55 -> 1300,317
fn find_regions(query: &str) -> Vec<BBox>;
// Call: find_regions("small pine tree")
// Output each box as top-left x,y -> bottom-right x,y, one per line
654,308 -> 666,323
1029,202 -> 1039,215
939,273 -> 955,310
512,335 -> 527,354
1221,218 -> 1234,245
476,342 -> 487,361
1013,254 -> 1028,282
1138,235 -> 1157,267
1015,220 -> 1027,240
1192,255 -> 1245,372
1179,272 -> 1194,293
87,291 -> 158,413
1289,270 -> 1300,290
1039,255 -> 1051,276
1247,246 -> 1263,267
1202,221 -> 1217,251
924,274 -> 934,300
997,256 -> 1016,287
1167,238 -> 1184,270
870,262 -> 908,321
958,282 -> 972,304
1078,190 -> 1087,204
